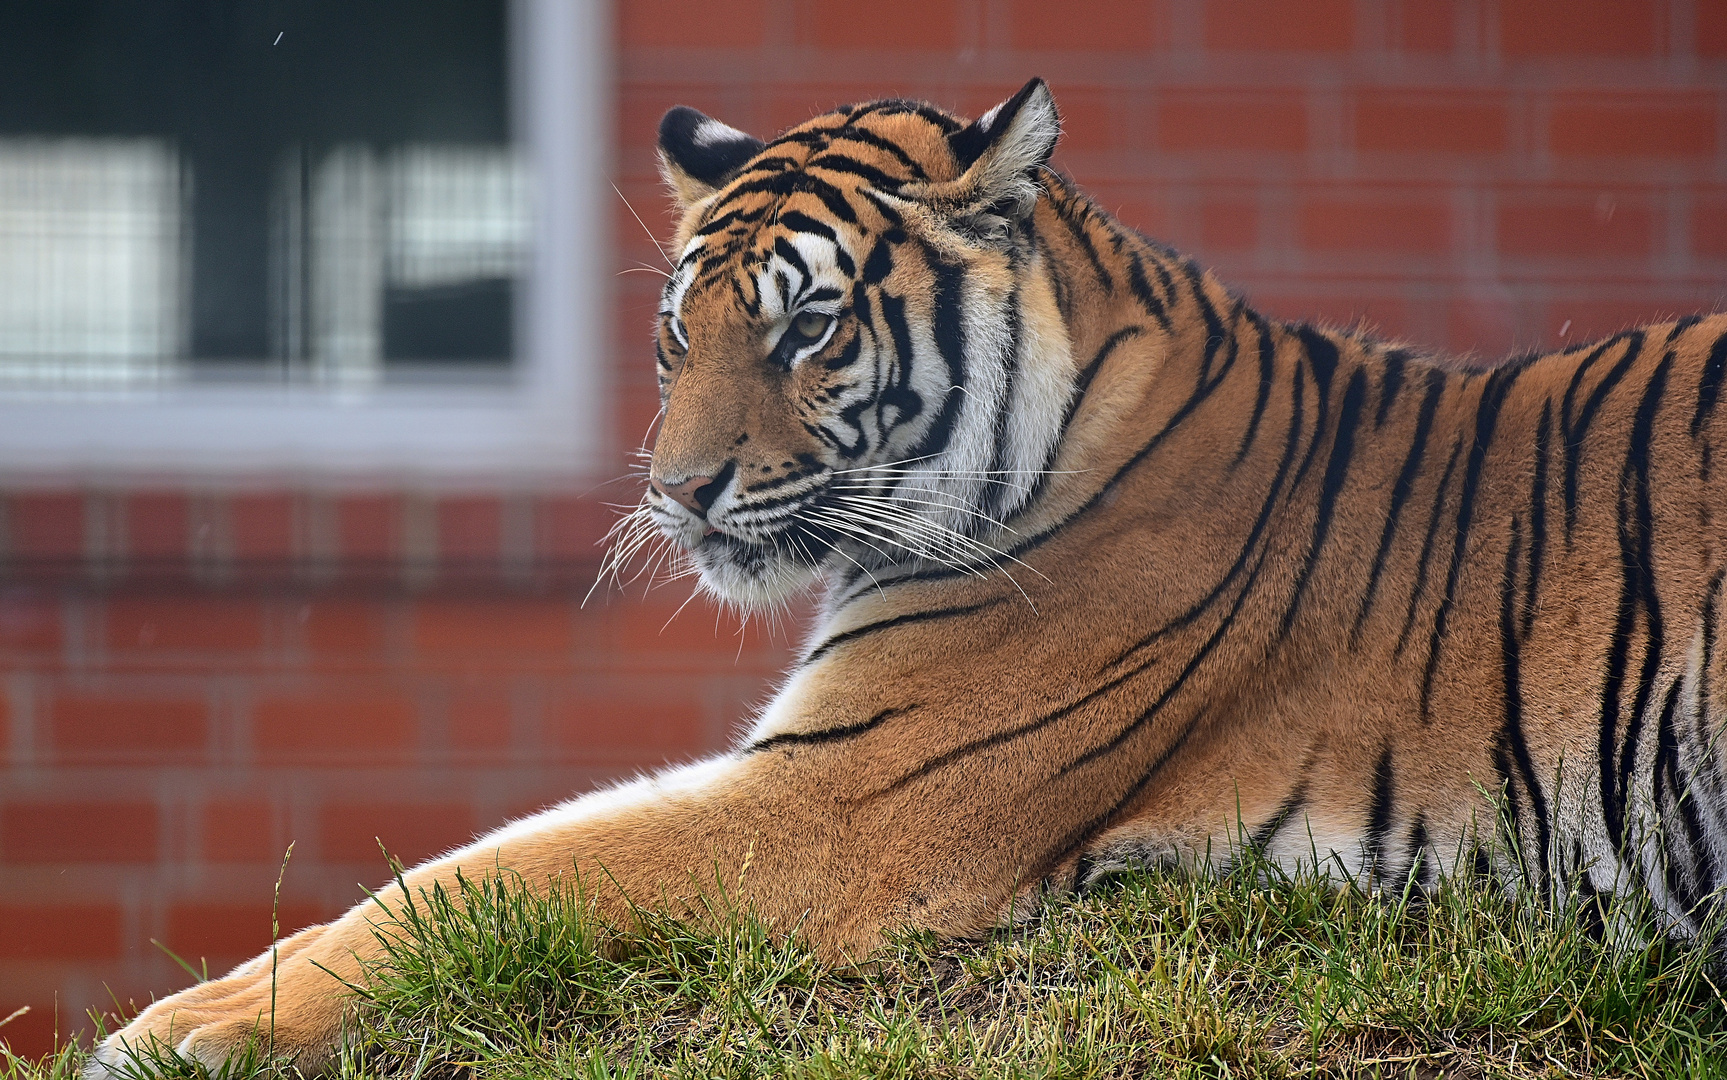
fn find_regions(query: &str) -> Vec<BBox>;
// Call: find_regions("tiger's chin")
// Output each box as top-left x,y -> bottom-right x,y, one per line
690,532 -> 824,611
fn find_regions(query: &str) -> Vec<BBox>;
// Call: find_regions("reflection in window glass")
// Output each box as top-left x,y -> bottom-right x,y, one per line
0,0 -> 519,388
0,141 -> 183,384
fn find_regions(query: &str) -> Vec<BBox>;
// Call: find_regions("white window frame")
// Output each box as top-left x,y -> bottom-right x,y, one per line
0,0 -> 610,486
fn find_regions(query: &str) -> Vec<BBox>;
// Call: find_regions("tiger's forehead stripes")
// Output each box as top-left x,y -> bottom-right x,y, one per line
662,109 -> 960,330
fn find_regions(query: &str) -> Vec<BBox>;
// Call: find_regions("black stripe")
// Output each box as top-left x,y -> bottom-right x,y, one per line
906,279 -> 1248,591
889,544 -> 1274,804
1395,437 -> 1463,657
1289,326 -> 1341,493
1231,312 -> 1278,469
728,171 -> 861,225
1050,193 -> 1114,293
1562,331 -> 1645,538
1250,766 -> 1313,851
1520,401 -> 1553,642
774,236 -> 812,290
774,210 -> 837,243
1652,677 -> 1703,918
1419,360 -> 1530,721
1354,369 -> 1446,644
747,706 -> 908,753
903,252 -> 969,463
1185,263 -> 1228,388
829,126 -> 927,179
1609,352 -> 1674,855
981,294 -> 1025,519
1376,348 -> 1410,428
1071,328 -> 1143,407
1498,514 -> 1553,895
1109,361 -> 1306,664
807,152 -> 907,193
1691,329 -> 1727,437
1365,742 -> 1396,878
695,204 -> 769,237
1280,368 -> 1368,639
802,600 -> 1002,665
1040,714 -> 1204,886
1125,250 -> 1171,331
1407,815 -> 1433,888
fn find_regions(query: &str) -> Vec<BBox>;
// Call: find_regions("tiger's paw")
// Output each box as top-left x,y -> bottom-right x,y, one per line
84,924 -> 352,1079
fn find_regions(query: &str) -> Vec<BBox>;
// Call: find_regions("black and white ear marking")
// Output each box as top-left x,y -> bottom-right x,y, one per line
920,77 -> 1061,244
947,77 -> 1061,180
658,105 -> 767,208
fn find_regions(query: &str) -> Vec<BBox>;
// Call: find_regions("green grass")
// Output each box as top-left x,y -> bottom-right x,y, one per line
10,850 -> 1727,1080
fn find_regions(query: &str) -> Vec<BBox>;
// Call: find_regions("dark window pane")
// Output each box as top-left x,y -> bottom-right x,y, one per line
0,0 -> 518,378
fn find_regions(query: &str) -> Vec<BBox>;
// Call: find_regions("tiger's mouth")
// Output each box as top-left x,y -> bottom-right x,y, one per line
684,517 -> 832,606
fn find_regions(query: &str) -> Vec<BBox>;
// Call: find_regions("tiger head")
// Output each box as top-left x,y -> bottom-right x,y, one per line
643,78 -> 1075,609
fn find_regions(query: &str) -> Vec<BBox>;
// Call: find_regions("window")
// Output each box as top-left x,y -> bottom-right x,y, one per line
0,0 -> 607,478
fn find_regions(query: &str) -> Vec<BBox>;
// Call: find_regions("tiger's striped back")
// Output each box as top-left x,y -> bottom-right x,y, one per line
639,78 -> 1727,938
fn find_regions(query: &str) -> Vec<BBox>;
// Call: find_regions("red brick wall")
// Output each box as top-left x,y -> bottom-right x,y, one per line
5,0 -> 1726,1058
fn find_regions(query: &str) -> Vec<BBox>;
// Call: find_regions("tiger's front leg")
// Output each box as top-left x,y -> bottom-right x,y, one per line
85,739 -> 1054,1078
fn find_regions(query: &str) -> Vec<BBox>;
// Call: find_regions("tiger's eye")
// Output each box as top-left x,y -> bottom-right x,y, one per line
792,312 -> 831,341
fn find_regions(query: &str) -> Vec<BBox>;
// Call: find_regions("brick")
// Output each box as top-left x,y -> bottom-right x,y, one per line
0,904 -> 122,959
1394,0 -> 1455,52
1702,2 -> 1727,57
163,903 -> 324,964
546,693 -> 708,757
200,799 -> 278,863
1549,96 -> 1715,159
106,597 -> 265,653
604,592 -> 772,658
1446,298 -> 1521,360
1084,185 -> 1167,237
302,599 -> 390,658
0,1001 -> 60,1059
1010,0 -> 1160,50
1,801 -> 158,863
230,494 -> 296,562
124,493 -> 188,561
411,599 -> 575,659
1204,0 -> 1353,51
1498,196 -> 1655,259
616,0 -> 768,49
1696,200 -> 1727,258
804,0 -> 960,49
318,802 -> 474,865
1354,96 -> 1506,154
448,690 -> 513,751
49,694 -> 206,756
1043,89 -> 1117,152
335,496 -> 398,562
1546,300 -> 1698,347
1299,196 -> 1450,255
761,84 -> 913,136
1158,94 -> 1307,152
253,693 -> 418,757
8,493 -> 83,561
612,185 -> 680,261
1199,199 -> 1258,251
0,589 -> 61,651
1499,0 -> 1656,56
436,497 -> 501,563
535,495 -> 610,564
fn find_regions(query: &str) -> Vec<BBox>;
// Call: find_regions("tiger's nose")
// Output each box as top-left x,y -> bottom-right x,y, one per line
651,474 -> 717,515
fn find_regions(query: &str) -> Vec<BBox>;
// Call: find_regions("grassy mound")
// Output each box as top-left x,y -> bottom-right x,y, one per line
9,853 -> 1727,1079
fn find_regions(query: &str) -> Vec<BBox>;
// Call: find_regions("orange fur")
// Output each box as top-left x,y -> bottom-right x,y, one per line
90,80 -> 1727,1078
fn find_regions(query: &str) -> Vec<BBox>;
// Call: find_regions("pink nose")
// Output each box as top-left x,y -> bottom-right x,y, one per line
651,475 -> 715,515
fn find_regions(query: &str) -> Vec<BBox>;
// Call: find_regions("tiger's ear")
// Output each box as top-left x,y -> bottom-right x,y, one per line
927,78 -> 1060,236
658,106 -> 766,209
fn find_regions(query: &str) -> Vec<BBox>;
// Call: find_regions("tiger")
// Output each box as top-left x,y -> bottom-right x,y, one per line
90,77 -> 1727,1077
